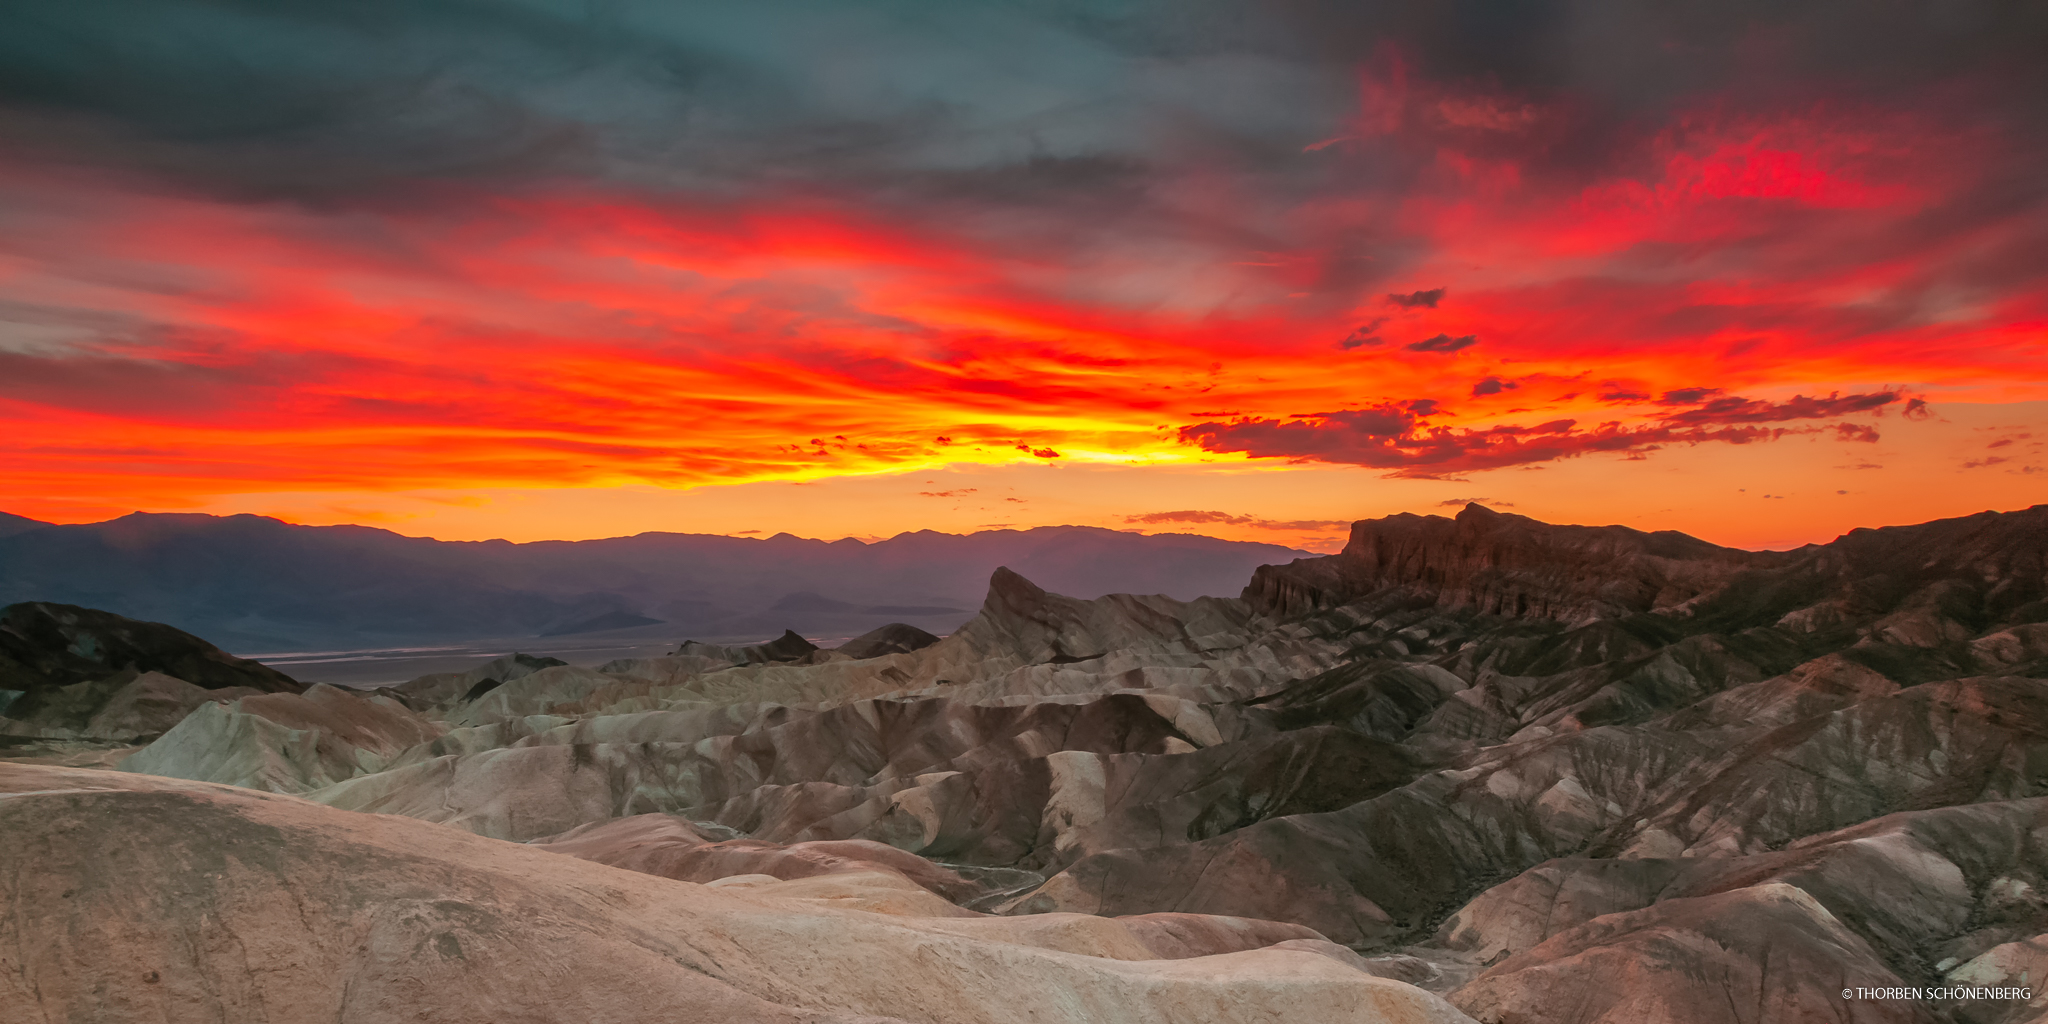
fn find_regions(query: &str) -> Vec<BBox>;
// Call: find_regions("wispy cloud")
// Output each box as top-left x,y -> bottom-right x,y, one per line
1124,510 -> 1354,532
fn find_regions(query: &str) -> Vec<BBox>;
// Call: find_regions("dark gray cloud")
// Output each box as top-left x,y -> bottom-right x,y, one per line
0,0 -> 1356,202
1659,387 -> 1724,405
1407,333 -> 1477,353
5,1 -> 2038,208
1387,288 -> 1446,308
1338,316 -> 1390,349
0,0 -> 2043,343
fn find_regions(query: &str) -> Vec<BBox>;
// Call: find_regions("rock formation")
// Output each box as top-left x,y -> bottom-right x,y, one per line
837,622 -> 943,659
392,652 -> 569,708
1,601 -> 301,695
1243,503 -> 1771,622
0,603 -> 303,750
676,629 -> 820,665
119,683 -> 441,791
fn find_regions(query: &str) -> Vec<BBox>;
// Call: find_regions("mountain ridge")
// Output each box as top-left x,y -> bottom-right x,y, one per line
1246,501 -> 2048,629
0,512 -> 1312,652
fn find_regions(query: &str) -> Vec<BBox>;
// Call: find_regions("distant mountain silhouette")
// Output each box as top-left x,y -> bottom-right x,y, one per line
0,513 -> 1310,653
0,512 -> 50,540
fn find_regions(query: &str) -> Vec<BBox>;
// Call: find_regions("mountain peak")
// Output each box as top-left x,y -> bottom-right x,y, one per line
0,511 -> 51,539
1453,502 -> 1504,523
983,566 -> 1052,618
988,565 -> 1044,593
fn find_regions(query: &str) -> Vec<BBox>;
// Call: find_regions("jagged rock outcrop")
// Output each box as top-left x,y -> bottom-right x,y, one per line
959,566 -> 1251,666
678,629 -> 820,665
1695,504 -> 2048,640
838,623 -> 943,659
1243,503 -> 1771,623
0,603 -> 304,748
0,602 -> 302,695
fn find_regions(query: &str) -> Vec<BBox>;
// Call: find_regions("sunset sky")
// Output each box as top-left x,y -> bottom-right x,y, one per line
3,0 -> 2044,552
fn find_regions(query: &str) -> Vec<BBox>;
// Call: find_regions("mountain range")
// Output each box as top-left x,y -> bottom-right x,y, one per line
0,512 -> 1309,652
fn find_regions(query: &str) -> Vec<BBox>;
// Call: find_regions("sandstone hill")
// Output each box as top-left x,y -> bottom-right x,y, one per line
10,502 -> 2048,1023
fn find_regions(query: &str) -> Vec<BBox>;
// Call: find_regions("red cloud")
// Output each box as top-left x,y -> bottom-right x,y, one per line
1659,391 -> 1898,427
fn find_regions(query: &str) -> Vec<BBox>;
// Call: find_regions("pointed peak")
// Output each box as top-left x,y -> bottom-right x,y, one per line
987,566 -> 1046,600
982,567 -> 1053,620
764,630 -> 819,658
1454,502 -> 1503,522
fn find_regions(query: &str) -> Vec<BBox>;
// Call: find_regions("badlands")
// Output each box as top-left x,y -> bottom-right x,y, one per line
7,502 -> 2048,1023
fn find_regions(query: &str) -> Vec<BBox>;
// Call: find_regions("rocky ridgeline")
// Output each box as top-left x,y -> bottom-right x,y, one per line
1244,502 -> 1773,621
0,602 -> 303,750
7,502 -> 2048,1024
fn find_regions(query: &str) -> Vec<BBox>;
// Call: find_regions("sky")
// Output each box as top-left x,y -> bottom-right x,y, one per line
1,0 -> 2044,553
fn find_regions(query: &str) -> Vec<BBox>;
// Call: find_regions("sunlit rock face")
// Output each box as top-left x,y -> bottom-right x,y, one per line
11,503 -> 2048,1024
